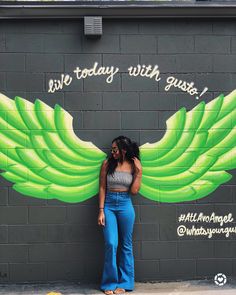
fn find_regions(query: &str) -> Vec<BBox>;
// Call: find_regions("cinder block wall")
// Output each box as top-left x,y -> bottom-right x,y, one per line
0,18 -> 235,283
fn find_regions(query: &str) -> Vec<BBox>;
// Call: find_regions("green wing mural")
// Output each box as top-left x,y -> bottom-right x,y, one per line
140,89 -> 236,202
0,90 -> 235,203
0,93 -> 106,203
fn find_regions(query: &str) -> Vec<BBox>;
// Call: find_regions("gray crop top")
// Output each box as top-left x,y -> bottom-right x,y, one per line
107,170 -> 133,191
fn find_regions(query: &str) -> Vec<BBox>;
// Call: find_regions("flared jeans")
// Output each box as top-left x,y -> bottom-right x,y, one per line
100,191 -> 135,291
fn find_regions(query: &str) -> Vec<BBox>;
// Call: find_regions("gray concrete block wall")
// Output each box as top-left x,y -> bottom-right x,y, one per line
0,18 -> 235,283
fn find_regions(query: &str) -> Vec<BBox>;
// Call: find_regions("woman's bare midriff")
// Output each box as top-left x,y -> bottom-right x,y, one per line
108,189 -> 129,192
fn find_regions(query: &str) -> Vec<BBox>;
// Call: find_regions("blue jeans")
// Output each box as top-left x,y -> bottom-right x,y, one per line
100,191 -> 135,291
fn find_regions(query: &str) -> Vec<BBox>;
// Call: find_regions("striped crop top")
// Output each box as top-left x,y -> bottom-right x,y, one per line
107,170 -> 133,191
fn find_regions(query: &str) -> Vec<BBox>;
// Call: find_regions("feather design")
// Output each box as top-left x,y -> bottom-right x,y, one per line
139,90 -> 236,202
0,93 -> 106,203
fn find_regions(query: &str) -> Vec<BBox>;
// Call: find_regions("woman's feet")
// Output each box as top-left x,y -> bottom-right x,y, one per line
104,290 -> 114,295
114,288 -> 126,294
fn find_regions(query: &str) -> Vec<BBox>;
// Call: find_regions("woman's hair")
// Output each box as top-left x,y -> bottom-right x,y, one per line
106,135 -> 140,176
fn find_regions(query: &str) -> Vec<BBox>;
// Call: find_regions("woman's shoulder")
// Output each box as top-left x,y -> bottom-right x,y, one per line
101,159 -> 108,170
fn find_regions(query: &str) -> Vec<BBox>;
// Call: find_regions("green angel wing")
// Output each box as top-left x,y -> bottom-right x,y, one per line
0,93 -> 106,203
139,89 -> 236,203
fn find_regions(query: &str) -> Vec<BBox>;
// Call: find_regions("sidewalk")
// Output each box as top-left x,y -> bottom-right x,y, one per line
0,279 -> 236,295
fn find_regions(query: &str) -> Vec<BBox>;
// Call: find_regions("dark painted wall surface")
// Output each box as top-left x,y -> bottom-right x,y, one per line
0,18 -> 236,283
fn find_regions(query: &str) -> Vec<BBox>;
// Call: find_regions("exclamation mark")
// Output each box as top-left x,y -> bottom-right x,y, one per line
196,87 -> 208,100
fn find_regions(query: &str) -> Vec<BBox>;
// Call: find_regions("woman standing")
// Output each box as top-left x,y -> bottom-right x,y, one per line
98,136 -> 142,295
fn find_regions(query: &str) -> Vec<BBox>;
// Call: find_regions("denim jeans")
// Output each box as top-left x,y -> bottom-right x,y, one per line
100,191 -> 135,291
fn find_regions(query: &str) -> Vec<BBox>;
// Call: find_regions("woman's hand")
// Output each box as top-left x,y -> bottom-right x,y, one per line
132,157 -> 142,174
98,210 -> 105,226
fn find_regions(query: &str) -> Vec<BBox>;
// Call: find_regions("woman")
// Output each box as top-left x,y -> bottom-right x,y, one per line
98,136 -> 142,295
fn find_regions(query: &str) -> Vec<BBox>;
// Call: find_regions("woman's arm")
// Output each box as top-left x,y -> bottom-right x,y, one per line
98,159 -> 107,208
130,157 -> 142,195
98,160 -> 108,226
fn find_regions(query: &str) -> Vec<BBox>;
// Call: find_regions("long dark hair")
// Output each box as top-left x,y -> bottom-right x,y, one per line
106,135 -> 140,176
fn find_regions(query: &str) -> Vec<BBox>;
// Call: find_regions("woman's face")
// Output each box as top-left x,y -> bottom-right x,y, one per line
111,142 -> 126,161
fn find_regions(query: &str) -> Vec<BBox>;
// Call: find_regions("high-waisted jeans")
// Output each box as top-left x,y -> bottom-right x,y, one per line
100,191 -> 135,291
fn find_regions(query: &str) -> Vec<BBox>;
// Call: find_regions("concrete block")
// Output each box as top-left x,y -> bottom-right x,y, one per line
65,92 -> 102,110
0,207 -> 28,224
6,33 -> 43,52
47,261 -> 85,281
213,20 -> 236,35
0,264 -> 8,282
67,205 -> 98,225
82,35 -> 119,54
197,259 -> 232,276
103,20 -> 139,34
0,187 -> 8,205
83,111 -> 120,129
232,259 -> 236,275
103,92 -> 139,110
29,207 -> 67,224
214,241 -> 236,258
135,260 -> 159,281
178,241 -> 214,258
133,224 -> 159,241
43,34 -> 82,53
0,53 -> 25,71
140,92 -> 176,111
195,36 -> 230,53
26,54 -> 63,72
8,225 -> 47,243
159,223 -> 179,241
0,33 -> 5,52
176,54 -> 212,72
140,205 -> 159,223
7,72 -> 44,91
139,20 -> 212,35
121,111 -> 158,129
0,73 -> 6,90
142,241 -> 177,259
29,244 -> 68,262
9,263 -> 47,282
47,224 -> 102,243
213,55 -> 236,72
133,241 -> 141,259
84,258 -> 103,282
61,20 -> 83,34
196,73 -> 234,92
158,36 -> 194,54
121,35 -> 157,54
0,245 -> 28,263
232,37 -> 236,53
159,259 -> 196,279
0,226 -> 7,243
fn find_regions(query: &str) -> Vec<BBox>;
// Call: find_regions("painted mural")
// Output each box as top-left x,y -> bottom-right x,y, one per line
0,90 -> 235,203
